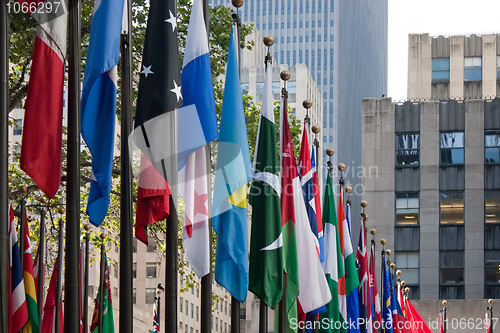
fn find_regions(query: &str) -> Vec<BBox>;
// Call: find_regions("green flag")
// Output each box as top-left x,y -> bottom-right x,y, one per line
90,254 -> 114,333
319,170 -> 345,333
249,64 -> 283,308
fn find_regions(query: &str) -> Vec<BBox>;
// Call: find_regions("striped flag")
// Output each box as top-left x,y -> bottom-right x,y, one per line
22,211 -> 40,333
485,311 -> 491,333
356,218 -> 372,333
382,257 -> 394,333
90,254 -> 114,333
369,241 -> 382,333
152,302 -> 160,333
9,204 -> 29,333
81,0 -> 124,226
20,0 -> 67,198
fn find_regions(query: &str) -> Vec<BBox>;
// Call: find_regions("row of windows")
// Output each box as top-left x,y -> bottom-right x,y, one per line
431,56 -> 485,83
132,262 -> 158,279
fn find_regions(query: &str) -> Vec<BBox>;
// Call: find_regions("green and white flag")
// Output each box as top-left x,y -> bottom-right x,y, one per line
90,254 -> 115,333
320,170 -> 345,333
249,64 -> 283,309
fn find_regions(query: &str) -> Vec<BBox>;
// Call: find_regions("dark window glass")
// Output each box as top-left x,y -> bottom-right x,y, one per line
486,191 -> 500,223
396,193 -> 419,225
146,262 -> 156,278
486,133 -> 500,163
396,134 -> 419,166
132,288 -> 136,304
13,119 -> 22,136
132,263 -> 137,279
485,250 -> 500,284
440,132 -> 464,164
440,191 -> 464,224
464,57 -> 482,82
147,238 -> 156,252
432,58 -> 450,82
440,250 -> 464,299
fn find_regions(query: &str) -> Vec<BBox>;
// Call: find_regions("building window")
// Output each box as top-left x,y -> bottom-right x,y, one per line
185,300 -> 188,315
432,58 -> 450,82
114,263 -> 118,278
196,306 -> 199,321
464,56 -> 482,82
485,250 -> 500,298
395,133 -> 419,166
147,238 -> 156,252
485,133 -> 500,163
132,288 -> 136,304
440,251 -> 465,299
132,263 -> 137,279
497,56 -> 500,80
440,132 -> 464,165
13,119 -> 22,136
486,191 -> 500,223
395,252 -> 419,299
132,238 -> 137,253
180,297 -> 183,312
440,191 -> 464,224
396,193 -> 419,225
191,303 -> 194,318
146,262 -> 156,278
145,288 -> 156,304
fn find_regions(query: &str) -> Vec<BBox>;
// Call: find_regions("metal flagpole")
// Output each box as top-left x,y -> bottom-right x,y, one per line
38,208 -> 46,326
19,199 -> 26,270
0,0 -> 8,328
119,0 -> 134,329
98,234 -> 106,333
55,218 -> 64,333
201,0 -> 213,332
83,224 -> 91,333
65,0 -> 82,328
379,239 -> 386,333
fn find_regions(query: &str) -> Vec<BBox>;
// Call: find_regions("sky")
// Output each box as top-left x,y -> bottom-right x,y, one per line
388,0 -> 500,100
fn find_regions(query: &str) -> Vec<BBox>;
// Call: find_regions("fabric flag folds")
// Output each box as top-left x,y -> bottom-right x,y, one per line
81,0 -> 124,226
405,299 -> 433,333
9,204 -> 28,333
369,241 -> 382,333
20,0 -> 67,198
41,257 -> 64,333
212,24 -> 253,302
319,170 -> 344,333
248,64 -> 283,309
22,211 -> 40,333
382,257 -> 394,333
356,218 -> 372,333
90,254 -> 114,333
178,0 -> 218,278
152,302 -> 160,333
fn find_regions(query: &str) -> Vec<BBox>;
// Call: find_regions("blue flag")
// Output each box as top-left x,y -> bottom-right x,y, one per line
212,24 -> 253,303
81,0 -> 124,226
382,257 -> 394,333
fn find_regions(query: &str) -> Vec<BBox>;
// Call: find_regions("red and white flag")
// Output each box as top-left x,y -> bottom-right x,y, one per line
41,257 -> 64,333
357,217 -> 373,333
20,0 -> 67,198
485,312 -> 491,333
369,241 -> 382,332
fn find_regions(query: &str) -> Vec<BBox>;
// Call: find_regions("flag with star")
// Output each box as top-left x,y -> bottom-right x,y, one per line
133,0 -> 181,238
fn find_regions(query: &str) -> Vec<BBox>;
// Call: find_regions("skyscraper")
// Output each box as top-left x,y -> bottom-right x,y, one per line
211,0 -> 388,218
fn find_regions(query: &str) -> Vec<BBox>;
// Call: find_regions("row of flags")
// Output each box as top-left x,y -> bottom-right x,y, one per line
8,202 -> 114,333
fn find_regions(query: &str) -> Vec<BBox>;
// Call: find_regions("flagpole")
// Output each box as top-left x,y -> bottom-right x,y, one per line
83,224 -> 91,333
0,0 -> 7,328
98,234 -> 106,333
379,239 -> 386,333
119,0 -> 134,329
38,207 -> 46,327
65,0 -> 82,328
487,299 -> 493,333
55,218 -> 64,333
441,300 -> 447,333
19,199 -> 26,270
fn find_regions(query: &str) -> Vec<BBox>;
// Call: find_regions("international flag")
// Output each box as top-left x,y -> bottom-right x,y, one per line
9,204 -> 29,333
81,0 -> 124,226
397,281 -> 406,319
90,254 -> 114,333
389,269 -> 408,333
22,211 -> 40,333
152,302 -> 160,333
212,24 -> 253,302
280,92 -> 331,318
135,154 -> 170,245
485,311 -> 491,333
338,192 -> 360,333
33,242 -> 44,298
248,63 -> 283,308
319,169 -> 344,333
382,257 -> 394,333
356,218 -> 372,333
405,299 -> 433,333
369,241 -> 382,333
439,314 -> 443,333
41,256 -> 64,333
178,0 -> 218,278
20,0 -> 67,198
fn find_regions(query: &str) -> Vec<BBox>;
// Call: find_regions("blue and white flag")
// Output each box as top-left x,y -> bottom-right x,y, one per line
178,0 -> 219,278
81,0 -> 124,226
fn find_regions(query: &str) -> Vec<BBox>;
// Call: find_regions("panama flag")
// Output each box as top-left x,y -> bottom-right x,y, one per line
338,192 -> 360,333
212,24 -> 253,302
22,211 -> 40,333
248,63 -> 283,308
178,0 -> 218,278
369,242 -> 382,333
382,257 -> 394,333
20,0 -> 67,198
356,218 -> 372,333
9,204 -> 29,333
81,0 -> 124,226
319,169 -> 345,333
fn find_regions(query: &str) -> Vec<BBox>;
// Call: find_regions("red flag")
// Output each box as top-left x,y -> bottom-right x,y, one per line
369,241 -> 382,332
20,1 -> 67,198
135,154 -> 170,244
405,299 -> 433,333
33,241 -> 44,298
439,314 -> 444,333
485,311 -> 491,333
357,217 -> 373,333
41,257 -> 64,333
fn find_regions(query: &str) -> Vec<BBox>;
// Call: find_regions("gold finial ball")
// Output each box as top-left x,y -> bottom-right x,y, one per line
345,186 -> 353,194
338,163 -> 346,171
405,287 -> 410,293
385,249 -> 392,256
442,300 -> 447,306
100,233 -> 107,241
361,200 -> 368,208
326,148 -> 335,156
390,263 -> 396,269
8,174 -> 12,182
19,185 -> 27,193
396,270 -> 402,276
303,99 -> 313,109
156,289 -> 162,296
83,224 -> 91,231
263,35 -> 274,47
365,214 -> 369,221
401,281 -> 406,287
39,196 -> 47,204
380,239 -> 387,245
231,0 -> 244,8
488,299 -> 494,305
311,125 -> 321,134
370,228 -> 377,235
58,207 -> 66,214
280,70 -> 290,81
